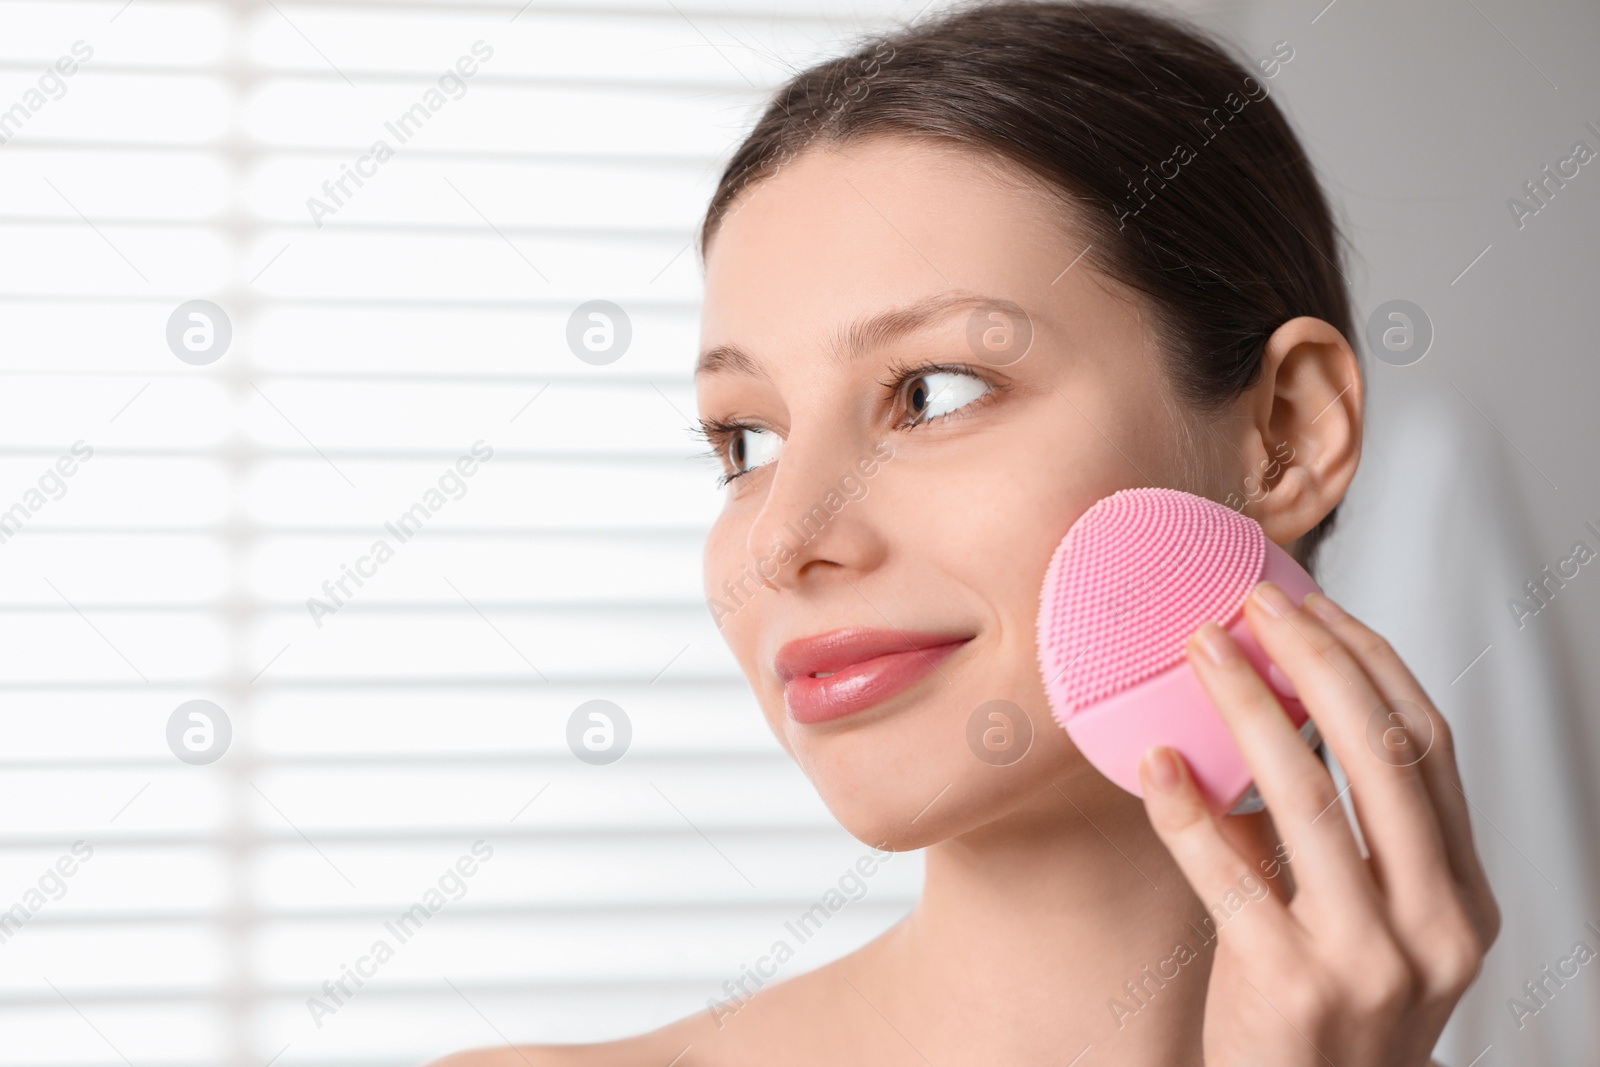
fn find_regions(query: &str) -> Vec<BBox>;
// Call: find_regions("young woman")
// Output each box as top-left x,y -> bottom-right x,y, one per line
438,3 -> 1499,1063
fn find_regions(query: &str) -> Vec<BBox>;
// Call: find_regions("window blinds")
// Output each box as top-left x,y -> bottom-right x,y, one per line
0,2 -> 930,1063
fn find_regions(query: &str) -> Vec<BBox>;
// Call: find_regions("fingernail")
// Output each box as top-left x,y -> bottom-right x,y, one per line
1303,591 -> 1344,622
1252,580 -> 1294,617
1192,621 -> 1237,666
1144,746 -> 1181,792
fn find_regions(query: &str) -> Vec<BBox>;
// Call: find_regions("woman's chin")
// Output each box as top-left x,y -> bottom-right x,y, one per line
771,688 -> 1043,836
805,753 -> 1075,853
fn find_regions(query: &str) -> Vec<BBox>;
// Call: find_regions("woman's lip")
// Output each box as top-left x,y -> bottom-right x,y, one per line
778,633 -> 972,725
773,627 -> 974,683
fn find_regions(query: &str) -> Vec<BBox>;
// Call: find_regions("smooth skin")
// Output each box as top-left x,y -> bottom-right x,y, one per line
431,137 -> 1498,1066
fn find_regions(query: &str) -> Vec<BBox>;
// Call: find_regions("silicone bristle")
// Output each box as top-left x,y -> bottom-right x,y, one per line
1035,488 -> 1266,724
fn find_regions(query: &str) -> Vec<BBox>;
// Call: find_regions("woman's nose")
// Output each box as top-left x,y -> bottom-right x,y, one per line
742,433 -> 891,592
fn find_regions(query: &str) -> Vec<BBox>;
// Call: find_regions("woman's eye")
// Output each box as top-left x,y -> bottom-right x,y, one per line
726,426 -> 782,476
904,371 -> 990,426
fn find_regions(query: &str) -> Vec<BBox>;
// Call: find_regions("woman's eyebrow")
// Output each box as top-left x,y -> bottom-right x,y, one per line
695,342 -> 766,379
695,292 -> 1016,378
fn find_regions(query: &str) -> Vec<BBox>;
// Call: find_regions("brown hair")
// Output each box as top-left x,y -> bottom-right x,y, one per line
699,0 -> 1355,571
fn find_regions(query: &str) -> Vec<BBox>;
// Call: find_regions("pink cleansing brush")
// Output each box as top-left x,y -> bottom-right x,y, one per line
1035,487 -> 1322,816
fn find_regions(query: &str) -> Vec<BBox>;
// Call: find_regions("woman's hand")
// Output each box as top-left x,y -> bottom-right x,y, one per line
1137,581 -> 1501,1067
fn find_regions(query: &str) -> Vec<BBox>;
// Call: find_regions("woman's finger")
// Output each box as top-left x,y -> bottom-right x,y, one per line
1241,582 -> 1455,935
1301,592 -> 1501,949
1139,744 -> 1289,952
1216,808 -> 1297,906
1183,618 -> 1378,926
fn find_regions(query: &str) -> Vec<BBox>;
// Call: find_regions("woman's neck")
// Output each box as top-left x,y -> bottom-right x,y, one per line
855,778 -> 1218,1065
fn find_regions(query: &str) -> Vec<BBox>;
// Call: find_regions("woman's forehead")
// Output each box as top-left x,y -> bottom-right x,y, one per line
698,140 -> 1104,356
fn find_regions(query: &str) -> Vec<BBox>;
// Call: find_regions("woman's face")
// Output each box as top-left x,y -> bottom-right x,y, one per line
696,136 -> 1224,849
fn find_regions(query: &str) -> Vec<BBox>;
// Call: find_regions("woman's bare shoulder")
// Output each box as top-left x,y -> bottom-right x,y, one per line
422,959 -> 849,1067
420,1002 -> 729,1067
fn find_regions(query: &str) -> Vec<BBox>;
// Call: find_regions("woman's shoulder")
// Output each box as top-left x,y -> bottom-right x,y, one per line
418,999 -> 731,1067
421,958 -> 851,1067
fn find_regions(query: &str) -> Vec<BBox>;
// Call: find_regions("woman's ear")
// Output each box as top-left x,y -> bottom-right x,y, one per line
1235,315 -> 1363,547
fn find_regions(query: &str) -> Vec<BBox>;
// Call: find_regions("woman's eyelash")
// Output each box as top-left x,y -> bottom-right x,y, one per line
693,417 -> 757,487
691,416 -> 741,449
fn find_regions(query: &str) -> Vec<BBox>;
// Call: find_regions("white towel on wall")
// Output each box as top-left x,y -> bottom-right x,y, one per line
1316,390 -> 1600,1067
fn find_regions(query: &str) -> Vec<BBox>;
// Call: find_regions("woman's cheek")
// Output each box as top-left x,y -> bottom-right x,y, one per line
703,514 -> 768,675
